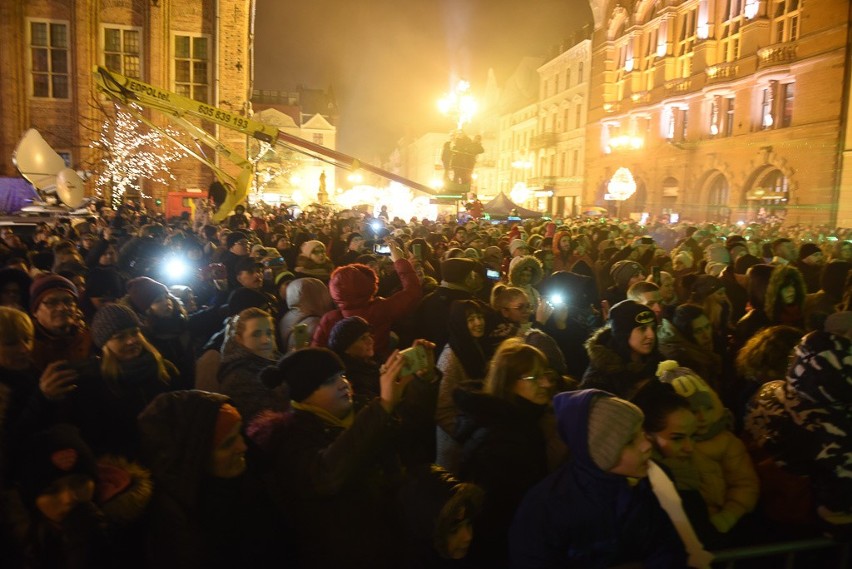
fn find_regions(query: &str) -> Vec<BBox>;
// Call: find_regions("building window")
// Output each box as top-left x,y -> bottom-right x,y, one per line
772,0 -> 801,43
710,97 -> 721,136
542,79 -> 548,98
760,80 -> 794,130
719,1 -> 744,63
312,133 -> 324,145
173,34 -> 210,103
28,20 -> 70,99
572,149 -> 579,176
102,26 -> 142,79
566,68 -> 571,89
564,108 -> 571,131
575,104 -> 582,128
724,97 -> 735,136
675,8 -> 696,78
578,62 -> 584,82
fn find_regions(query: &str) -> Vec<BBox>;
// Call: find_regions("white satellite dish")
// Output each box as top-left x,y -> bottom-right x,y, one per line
12,129 -> 67,191
56,167 -> 86,208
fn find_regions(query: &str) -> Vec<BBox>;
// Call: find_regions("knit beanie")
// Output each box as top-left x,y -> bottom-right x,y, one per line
441,257 -> 476,284
91,303 -> 142,348
126,276 -> 169,313
16,424 -> 98,505
274,270 -> 296,288
261,348 -> 345,402
328,316 -> 371,355
610,260 -> 644,289
29,274 -> 78,313
798,243 -> 821,261
691,275 -> 724,300
734,253 -> 761,275
587,394 -> 644,471
608,299 -> 656,346
226,231 -> 248,250
509,239 -> 528,255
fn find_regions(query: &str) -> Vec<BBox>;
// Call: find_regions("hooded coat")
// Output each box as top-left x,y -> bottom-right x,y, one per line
509,390 -> 687,569
656,318 -> 723,391
217,341 -> 286,423
580,327 -> 661,399
138,390 -> 280,569
508,255 -> 543,312
278,277 -> 333,351
313,259 -> 422,358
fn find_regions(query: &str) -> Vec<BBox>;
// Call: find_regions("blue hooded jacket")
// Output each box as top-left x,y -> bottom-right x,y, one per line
509,390 -> 687,569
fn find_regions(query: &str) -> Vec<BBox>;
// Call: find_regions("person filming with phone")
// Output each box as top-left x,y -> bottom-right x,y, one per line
313,239 -> 421,360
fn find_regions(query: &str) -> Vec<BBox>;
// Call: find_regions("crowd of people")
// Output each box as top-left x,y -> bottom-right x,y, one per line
0,198 -> 850,568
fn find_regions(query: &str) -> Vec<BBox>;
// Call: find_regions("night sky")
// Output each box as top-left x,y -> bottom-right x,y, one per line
254,0 -> 593,159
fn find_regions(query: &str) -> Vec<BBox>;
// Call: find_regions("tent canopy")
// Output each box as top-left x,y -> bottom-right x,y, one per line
482,192 -> 543,219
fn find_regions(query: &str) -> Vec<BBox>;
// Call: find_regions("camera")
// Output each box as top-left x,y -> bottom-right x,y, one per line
374,243 -> 391,255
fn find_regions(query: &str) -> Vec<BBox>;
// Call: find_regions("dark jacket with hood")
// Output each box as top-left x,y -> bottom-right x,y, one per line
580,327 -> 661,399
657,318 -> 723,391
217,341 -> 286,423
509,390 -> 687,569
313,259 -> 422,358
138,391 -> 280,569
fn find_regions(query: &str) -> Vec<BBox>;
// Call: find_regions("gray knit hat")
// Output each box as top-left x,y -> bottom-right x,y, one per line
587,395 -> 644,471
91,303 -> 142,348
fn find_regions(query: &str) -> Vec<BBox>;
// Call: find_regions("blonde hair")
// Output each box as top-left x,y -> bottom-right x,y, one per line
100,332 -> 171,384
226,307 -> 273,345
0,306 -> 34,346
484,338 -> 548,401
490,284 -> 528,312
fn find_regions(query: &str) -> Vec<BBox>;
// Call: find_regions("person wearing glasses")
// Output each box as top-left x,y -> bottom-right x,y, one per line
28,274 -> 92,370
294,240 -> 334,282
453,338 -> 559,568
250,346 -> 425,569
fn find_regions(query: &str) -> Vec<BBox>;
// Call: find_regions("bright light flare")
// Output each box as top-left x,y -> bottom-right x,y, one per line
164,257 -> 189,282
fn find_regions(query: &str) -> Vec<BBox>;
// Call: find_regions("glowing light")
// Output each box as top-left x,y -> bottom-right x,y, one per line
429,178 -> 444,189
290,175 -> 303,186
737,220 -> 745,226
163,256 -> 188,282
744,0 -> 759,19
438,80 -> 477,129
347,172 -> 363,184
605,167 -> 637,201
90,103 -> 187,208
609,135 -> 645,150
510,182 -> 531,205
336,184 -> 437,220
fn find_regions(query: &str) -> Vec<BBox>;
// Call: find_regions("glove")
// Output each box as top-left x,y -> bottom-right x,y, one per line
710,510 -> 739,533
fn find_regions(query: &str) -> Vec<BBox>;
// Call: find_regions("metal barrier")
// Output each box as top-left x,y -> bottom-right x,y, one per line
711,537 -> 850,569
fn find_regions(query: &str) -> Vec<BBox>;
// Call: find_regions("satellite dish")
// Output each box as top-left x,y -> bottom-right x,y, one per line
56,168 -> 86,208
12,129 -> 67,191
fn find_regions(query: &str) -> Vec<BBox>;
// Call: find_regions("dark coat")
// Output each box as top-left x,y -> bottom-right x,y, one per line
412,285 -> 474,351
657,318 -> 723,391
455,390 -> 549,568
509,390 -> 687,569
217,343 -> 286,423
249,400 -> 402,569
580,327 -> 661,399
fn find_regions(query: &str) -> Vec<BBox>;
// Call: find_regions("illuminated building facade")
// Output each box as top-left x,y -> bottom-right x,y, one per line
0,0 -> 253,206
584,0 -> 849,225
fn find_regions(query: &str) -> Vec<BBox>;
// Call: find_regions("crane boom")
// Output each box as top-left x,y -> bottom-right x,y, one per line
92,66 -> 438,214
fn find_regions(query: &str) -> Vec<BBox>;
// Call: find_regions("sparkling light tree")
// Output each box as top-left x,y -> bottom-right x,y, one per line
90,103 -> 186,208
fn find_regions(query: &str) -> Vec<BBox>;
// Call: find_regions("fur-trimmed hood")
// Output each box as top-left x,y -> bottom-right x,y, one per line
581,326 -> 661,397
508,255 -> 544,287
765,265 -> 806,322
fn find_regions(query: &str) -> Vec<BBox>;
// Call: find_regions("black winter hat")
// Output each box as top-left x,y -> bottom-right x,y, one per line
261,348 -> 345,402
91,303 -> 142,348
16,424 -> 98,505
610,260 -> 644,289
798,243 -> 822,260
328,316 -> 371,355
441,257 -> 476,284
691,275 -> 724,300
226,231 -> 248,249
608,299 -> 656,346
234,256 -> 263,274
86,268 -> 124,299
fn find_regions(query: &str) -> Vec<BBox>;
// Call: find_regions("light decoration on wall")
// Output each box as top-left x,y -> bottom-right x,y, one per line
744,0 -> 759,19
697,0 -> 710,39
605,167 -> 637,201
510,182 -> 531,204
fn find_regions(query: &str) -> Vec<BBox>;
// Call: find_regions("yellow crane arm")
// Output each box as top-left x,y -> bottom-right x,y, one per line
92,66 -> 438,218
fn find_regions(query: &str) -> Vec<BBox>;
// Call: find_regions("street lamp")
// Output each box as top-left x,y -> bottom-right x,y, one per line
438,80 -> 477,129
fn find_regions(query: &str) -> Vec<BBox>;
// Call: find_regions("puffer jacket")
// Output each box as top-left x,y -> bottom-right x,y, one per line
312,259 -> 422,358
743,331 -> 852,517
217,341 -> 285,424
656,318 -> 722,391
509,390 -> 686,568
580,327 -> 661,399
278,277 -> 333,351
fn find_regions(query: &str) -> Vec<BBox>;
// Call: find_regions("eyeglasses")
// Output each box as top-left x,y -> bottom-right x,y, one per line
41,297 -> 76,309
520,371 -> 556,384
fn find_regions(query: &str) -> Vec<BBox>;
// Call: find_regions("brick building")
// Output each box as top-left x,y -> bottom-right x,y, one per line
0,0 -> 253,206
584,0 -> 850,226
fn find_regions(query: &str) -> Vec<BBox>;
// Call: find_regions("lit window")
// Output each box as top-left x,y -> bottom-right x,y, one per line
772,0 -> 801,43
103,26 -> 142,79
173,34 -> 210,103
724,97 -> 735,136
28,20 -> 70,99
675,8 -> 696,78
719,1 -> 744,63
759,80 -> 794,130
